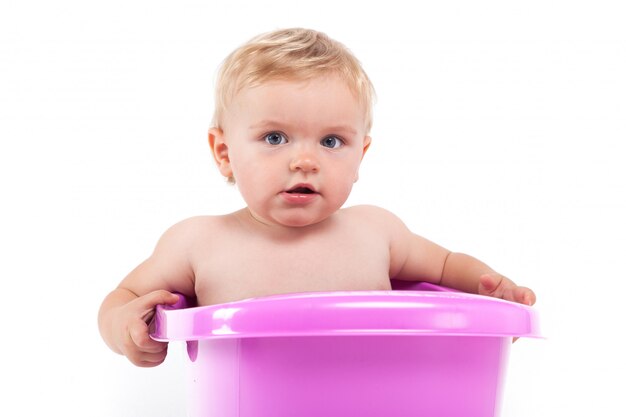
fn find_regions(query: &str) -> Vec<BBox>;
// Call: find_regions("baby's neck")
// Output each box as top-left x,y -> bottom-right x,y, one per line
235,207 -> 337,241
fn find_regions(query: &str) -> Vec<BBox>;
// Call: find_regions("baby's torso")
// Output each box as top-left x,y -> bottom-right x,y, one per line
191,208 -> 392,306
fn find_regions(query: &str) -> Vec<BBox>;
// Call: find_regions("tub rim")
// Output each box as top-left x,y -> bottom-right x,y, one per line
150,281 -> 541,341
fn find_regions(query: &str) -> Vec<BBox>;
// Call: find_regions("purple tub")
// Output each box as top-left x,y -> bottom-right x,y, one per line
150,281 -> 540,417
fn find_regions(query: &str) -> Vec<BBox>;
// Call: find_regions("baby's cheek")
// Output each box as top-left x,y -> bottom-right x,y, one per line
331,180 -> 356,207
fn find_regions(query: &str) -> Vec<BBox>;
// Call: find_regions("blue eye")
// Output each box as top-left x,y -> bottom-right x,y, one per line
321,136 -> 343,149
264,132 -> 287,145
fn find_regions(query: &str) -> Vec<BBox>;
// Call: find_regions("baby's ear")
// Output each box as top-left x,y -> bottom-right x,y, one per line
354,135 -> 372,182
361,135 -> 372,160
208,128 -> 233,179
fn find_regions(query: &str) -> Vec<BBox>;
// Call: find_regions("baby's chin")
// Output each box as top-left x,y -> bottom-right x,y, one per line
244,208 -> 330,230
269,210 -> 337,229
273,214 -> 332,228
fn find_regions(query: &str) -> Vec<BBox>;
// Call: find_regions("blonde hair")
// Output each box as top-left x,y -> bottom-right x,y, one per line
212,28 -> 375,132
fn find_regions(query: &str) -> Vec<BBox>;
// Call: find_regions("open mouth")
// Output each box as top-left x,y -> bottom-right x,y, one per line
287,187 -> 315,194
281,184 -> 319,204
285,184 -> 317,194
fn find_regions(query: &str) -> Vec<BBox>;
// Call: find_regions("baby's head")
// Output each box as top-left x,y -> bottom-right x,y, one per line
211,28 -> 375,133
209,29 -> 375,228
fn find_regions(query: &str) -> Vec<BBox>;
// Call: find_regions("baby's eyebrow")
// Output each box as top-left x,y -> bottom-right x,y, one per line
324,126 -> 358,136
248,120 -> 286,130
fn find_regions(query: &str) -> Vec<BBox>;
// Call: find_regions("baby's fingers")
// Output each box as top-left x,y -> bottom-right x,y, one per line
136,290 -> 179,317
129,319 -> 168,354
126,347 -> 168,367
127,290 -> 179,324
513,286 -> 536,306
478,273 -> 503,296
122,319 -> 169,367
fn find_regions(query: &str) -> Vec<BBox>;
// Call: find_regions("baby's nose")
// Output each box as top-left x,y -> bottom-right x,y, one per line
289,149 -> 320,173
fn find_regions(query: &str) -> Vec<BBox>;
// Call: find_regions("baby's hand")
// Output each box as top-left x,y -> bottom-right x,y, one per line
113,290 -> 179,367
478,273 -> 536,306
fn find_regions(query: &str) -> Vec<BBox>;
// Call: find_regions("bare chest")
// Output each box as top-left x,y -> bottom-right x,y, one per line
193,230 -> 391,305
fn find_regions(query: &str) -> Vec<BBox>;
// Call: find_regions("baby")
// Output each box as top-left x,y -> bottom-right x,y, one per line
98,28 -> 536,367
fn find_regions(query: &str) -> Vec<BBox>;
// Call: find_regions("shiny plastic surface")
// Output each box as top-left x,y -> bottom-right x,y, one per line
150,281 -> 540,417
151,281 -> 540,341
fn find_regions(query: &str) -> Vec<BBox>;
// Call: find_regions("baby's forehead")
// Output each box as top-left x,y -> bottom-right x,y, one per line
217,71 -> 372,134
233,74 -> 363,108
224,76 -> 368,133
239,76 -> 361,106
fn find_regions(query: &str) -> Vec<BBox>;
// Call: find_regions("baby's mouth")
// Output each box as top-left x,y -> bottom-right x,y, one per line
281,184 -> 320,204
287,187 -> 315,194
285,184 -> 318,194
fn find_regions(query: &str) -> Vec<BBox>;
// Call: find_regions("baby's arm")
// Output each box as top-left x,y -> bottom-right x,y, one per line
378,207 -> 535,306
439,253 -> 536,305
98,219 -> 198,367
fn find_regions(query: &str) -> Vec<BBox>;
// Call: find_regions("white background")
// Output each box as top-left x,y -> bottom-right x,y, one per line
1,1 -> 625,416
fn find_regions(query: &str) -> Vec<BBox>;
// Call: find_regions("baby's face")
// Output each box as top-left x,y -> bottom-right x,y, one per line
216,74 -> 371,228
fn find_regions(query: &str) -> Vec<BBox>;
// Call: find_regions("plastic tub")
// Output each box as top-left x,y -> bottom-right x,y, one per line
150,280 -> 540,417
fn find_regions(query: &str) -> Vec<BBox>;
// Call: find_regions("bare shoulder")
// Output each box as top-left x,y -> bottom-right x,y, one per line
163,214 -> 232,235
341,205 -> 414,269
121,213 -> 240,294
156,214 -> 237,250
340,205 -> 408,231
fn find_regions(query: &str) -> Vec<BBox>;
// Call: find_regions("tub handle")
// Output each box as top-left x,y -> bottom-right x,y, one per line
149,293 -> 195,340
